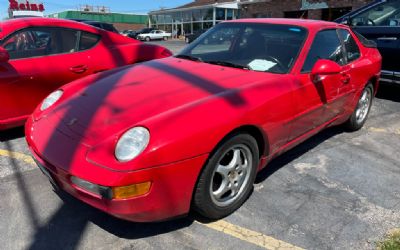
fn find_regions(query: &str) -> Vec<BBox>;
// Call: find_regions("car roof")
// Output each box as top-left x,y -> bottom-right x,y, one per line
0,17 -> 108,39
225,18 -> 347,30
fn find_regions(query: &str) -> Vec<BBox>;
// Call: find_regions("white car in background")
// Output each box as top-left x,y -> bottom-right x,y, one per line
137,30 -> 171,41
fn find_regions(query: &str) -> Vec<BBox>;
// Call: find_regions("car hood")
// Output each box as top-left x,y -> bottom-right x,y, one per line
46,57 -> 275,146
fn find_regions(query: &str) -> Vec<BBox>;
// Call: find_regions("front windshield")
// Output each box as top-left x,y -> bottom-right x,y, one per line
177,22 -> 307,74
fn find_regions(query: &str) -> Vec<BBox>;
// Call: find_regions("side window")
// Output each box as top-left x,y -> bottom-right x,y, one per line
1,27 -> 53,60
338,29 -> 361,63
350,1 -> 400,26
1,27 -> 80,60
302,29 -> 345,73
57,29 -> 79,53
79,32 -> 100,51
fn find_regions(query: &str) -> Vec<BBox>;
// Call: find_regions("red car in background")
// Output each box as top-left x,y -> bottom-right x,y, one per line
26,19 -> 381,222
0,18 -> 172,130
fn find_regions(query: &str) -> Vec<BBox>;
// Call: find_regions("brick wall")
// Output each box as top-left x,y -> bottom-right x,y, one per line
113,23 -> 147,32
240,0 -> 373,20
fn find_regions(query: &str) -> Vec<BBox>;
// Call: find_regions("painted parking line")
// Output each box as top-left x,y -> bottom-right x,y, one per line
0,149 -> 35,165
0,149 -> 304,249
368,127 -> 400,135
197,220 -> 304,250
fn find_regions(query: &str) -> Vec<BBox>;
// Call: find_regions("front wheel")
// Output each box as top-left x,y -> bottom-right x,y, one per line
345,83 -> 374,131
145,36 -> 151,42
163,36 -> 168,41
192,134 -> 259,219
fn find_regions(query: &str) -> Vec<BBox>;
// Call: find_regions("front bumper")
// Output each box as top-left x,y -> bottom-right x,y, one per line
25,117 -> 208,222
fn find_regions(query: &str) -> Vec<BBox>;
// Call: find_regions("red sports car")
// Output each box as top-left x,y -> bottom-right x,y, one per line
0,18 -> 172,130
26,19 -> 381,222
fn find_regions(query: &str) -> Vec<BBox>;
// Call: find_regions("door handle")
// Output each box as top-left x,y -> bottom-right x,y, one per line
341,73 -> 351,84
377,37 -> 398,41
69,65 -> 88,74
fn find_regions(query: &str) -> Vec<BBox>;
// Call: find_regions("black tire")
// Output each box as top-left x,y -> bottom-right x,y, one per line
185,37 -> 190,43
145,36 -> 150,42
192,133 -> 259,219
345,83 -> 374,131
163,36 -> 168,41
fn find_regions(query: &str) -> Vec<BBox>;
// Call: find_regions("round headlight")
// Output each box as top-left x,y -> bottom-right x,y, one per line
115,127 -> 150,162
40,90 -> 63,111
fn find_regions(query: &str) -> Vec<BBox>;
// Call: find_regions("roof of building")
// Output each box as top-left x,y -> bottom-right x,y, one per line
150,0 -> 238,13
177,0 -> 234,9
226,18 -> 347,29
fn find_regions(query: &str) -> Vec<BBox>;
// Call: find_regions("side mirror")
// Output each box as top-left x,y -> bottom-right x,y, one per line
311,59 -> 341,83
0,47 -> 10,63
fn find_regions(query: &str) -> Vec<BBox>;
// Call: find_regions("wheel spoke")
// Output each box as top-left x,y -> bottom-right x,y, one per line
213,179 -> 230,199
215,164 -> 230,179
356,109 -> 361,120
227,149 -> 241,170
230,184 -> 239,197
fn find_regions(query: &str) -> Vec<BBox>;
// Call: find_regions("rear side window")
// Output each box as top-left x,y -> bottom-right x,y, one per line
338,29 -> 361,63
352,30 -> 377,48
57,29 -> 79,53
79,32 -> 100,51
302,29 -> 345,73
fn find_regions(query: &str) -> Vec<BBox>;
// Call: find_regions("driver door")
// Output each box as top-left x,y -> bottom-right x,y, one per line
289,29 -> 346,141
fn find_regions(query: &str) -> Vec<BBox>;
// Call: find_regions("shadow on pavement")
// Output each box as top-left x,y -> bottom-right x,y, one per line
376,82 -> 400,102
44,190 -> 193,241
0,126 -> 25,142
255,126 -> 344,183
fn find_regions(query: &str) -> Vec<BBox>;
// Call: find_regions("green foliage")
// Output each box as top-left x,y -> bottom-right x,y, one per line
377,229 -> 400,250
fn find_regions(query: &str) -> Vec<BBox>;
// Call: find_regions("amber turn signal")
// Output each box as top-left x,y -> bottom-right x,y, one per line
112,182 -> 151,199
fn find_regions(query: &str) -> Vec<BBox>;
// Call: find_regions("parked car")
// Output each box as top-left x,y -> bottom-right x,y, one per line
137,30 -> 172,41
0,18 -> 173,130
185,29 -> 208,43
134,27 -> 155,39
69,19 -> 119,33
26,19 -> 381,222
335,0 -> 400,84
121,30 -> 137,38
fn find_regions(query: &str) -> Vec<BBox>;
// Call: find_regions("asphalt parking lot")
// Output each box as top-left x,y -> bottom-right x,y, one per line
1,40 -> 399,250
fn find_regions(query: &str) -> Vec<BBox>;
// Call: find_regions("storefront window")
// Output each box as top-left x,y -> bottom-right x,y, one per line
193,22 -> 202,31
164,14 -> 173,23
216,8 -> 225,20
182,11 -> 192,22
149,15 -> 156,24
172,12 -> 182,22
183,23 -> 191,34
202,8 -> 214,21
193,10 -> 202,21
227,9 -> 233,20
203,22 -> 213,29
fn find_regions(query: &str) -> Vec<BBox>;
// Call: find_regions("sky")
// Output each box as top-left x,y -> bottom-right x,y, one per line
1,0 -> 190,19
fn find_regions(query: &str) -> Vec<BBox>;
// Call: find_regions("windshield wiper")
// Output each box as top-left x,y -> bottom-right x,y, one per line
175,54 -> 203,62
204,60 -> 249,70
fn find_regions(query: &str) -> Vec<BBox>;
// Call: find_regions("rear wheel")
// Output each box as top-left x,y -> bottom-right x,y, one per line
185,37 -> 190,43
345,83 -> 374,131
193,134 -> 259,219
